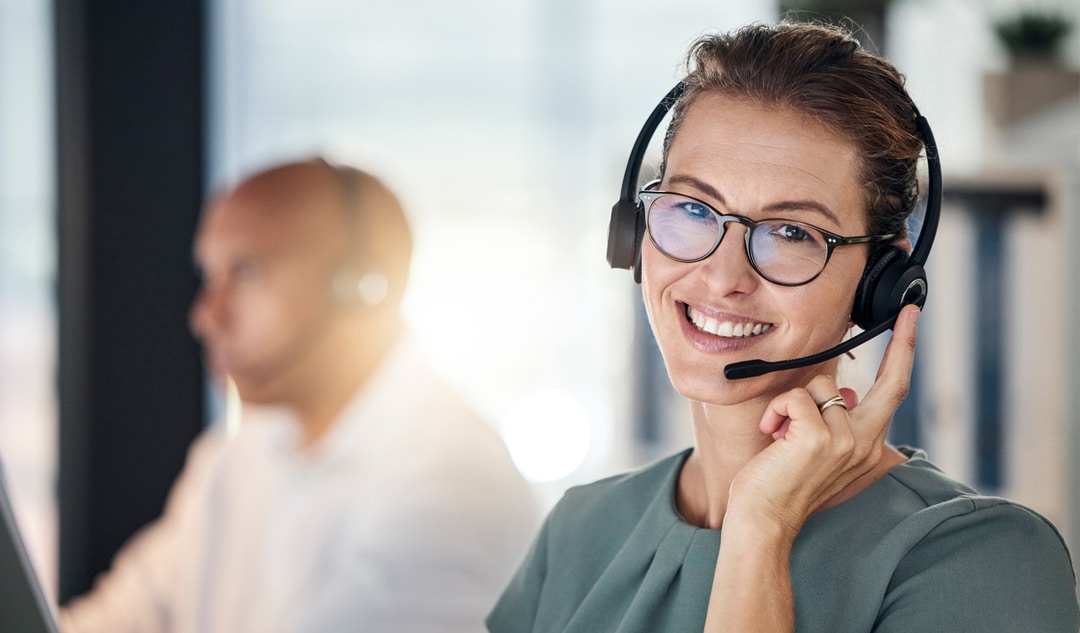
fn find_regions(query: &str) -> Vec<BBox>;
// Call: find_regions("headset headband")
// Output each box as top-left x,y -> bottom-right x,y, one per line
610,83 -> 940,272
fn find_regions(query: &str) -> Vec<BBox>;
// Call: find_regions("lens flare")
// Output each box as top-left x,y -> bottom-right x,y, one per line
500,389 -> 592,483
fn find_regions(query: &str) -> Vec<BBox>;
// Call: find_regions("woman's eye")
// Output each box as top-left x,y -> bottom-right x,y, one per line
673,201 -> 712,220
773,223 -> 812,242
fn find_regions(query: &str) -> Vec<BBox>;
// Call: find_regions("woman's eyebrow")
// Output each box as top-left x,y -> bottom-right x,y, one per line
666,173 -> 841,226
667,174 -> 725,204
760,199 -> 841,226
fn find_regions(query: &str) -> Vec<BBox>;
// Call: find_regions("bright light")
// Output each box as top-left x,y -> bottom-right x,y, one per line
500,388 -> 591,483
224,376 -> 242,437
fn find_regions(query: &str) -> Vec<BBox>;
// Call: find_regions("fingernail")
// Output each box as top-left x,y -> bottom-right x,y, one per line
909,307 -> 921,325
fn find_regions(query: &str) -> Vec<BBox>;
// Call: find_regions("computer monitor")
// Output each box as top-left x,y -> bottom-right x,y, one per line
0,464 -> 61,633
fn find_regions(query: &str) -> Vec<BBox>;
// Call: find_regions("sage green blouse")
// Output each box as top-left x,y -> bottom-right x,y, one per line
488,448 -> 1079,632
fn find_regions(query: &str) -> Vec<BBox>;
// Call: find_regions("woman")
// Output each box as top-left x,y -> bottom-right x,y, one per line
487,22 -> 1079,633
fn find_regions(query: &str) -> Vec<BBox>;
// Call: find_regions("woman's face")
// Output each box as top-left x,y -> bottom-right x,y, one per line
641,94 -> 870,405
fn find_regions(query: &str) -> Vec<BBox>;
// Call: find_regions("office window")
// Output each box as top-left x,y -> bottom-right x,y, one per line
0,0 -> 57,595
209,0 -> 773,502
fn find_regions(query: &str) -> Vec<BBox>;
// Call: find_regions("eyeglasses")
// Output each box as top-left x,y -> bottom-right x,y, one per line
640,190 -> 896,286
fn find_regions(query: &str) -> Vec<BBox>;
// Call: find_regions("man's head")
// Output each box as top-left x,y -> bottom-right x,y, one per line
189,158 -> 412,410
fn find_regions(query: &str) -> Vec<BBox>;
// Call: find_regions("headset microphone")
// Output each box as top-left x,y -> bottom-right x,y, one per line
723,305 -> 905,380
607,85 -> 941,380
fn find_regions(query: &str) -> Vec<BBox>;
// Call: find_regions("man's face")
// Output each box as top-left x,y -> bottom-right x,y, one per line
189,171 -> 350,404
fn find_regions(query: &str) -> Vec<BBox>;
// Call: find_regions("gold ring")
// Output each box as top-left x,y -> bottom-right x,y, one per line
818,394 -> 848,414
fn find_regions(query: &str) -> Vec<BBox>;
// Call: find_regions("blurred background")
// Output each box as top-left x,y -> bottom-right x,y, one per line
1,0 -> 1078,604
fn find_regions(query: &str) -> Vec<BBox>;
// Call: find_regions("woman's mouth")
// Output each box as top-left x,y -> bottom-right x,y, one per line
685,304 -> 773,338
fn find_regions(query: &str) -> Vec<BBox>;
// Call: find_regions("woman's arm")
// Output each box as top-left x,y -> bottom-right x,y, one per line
704,305 -> 921,633
704,513 -> 797,631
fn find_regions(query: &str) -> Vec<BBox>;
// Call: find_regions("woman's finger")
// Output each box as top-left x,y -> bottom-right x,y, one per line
839,387 -> 858,410
805,375 -> 848,425
759,388 -> 819,438
861,304 -> 920,415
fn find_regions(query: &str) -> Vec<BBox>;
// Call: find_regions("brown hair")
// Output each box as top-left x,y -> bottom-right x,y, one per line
662,22 -> 925,240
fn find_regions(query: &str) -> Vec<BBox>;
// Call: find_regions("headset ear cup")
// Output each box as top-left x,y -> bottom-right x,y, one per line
607,198 -> 644,273
330,268 -> 388,307
852,247 -> 906,330
852,246 -> 929,330
631,214 -> 647,283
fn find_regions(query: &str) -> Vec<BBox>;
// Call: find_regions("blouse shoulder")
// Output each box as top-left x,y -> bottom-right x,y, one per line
550,449 -> 689,534
869,452 -> 1079,632
881,452 -> 1070,549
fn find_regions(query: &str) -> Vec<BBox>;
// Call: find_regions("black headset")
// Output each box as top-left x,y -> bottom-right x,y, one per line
322,159 -> 390,307
606,82 -> 941,379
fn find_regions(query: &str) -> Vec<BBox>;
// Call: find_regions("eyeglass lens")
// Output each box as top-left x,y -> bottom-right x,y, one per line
645,193 -> 830,285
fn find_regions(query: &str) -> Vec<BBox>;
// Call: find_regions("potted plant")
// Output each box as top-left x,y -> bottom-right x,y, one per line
993,10 -> 1072,66
985,9 -> 1078,127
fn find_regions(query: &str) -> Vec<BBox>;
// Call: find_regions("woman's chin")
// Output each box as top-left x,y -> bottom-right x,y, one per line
669,372 -> 754,406
667,360 -> 825,407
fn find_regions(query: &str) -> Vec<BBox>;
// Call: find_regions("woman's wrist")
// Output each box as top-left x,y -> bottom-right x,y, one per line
722,499 -> 805,549
709,506 -> 797,633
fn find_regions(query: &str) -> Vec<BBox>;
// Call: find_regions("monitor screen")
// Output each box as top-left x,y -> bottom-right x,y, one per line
0,464 -> 60,633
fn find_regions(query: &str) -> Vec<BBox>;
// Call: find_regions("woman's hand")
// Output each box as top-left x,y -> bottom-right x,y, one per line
727,304 -> 921,536
704,305 -> 920,633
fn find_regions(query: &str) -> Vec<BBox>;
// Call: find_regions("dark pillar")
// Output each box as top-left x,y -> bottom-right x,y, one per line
973,211 -> 1005,489
54,0 -> 206,601
942,182 -> 1047,492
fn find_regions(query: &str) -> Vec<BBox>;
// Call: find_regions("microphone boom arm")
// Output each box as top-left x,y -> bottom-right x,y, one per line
723,317 -> 897,380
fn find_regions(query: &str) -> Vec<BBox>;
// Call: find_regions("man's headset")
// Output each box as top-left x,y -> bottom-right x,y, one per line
232,160 -> 390,387
606,83 -> 941,380
322,159 -> 390,308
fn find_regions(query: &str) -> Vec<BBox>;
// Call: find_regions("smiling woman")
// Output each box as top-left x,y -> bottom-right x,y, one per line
487,21 -> 1079,633
642,97 -> 873,405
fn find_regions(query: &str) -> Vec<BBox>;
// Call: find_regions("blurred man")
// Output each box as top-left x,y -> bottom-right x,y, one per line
60,158 -> 539,633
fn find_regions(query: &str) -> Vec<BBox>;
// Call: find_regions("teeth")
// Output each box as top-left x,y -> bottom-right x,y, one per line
686,305 -> 772,339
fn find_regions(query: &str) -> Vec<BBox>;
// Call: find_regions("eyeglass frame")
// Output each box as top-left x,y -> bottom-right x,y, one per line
638,188 -> 898,287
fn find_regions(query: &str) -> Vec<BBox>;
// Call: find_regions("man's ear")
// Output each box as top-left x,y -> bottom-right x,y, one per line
894,236 -> 913,255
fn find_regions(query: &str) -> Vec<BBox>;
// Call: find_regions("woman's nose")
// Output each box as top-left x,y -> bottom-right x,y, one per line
698,222 -> 759,293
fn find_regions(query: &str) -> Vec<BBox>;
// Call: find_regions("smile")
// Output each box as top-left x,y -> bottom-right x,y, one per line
685,305 -> 773,338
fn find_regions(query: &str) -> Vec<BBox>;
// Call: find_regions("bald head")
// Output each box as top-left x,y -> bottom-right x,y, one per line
318,161 -> 413,308
216,159 -> 413,306
190,158 -> 414,419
